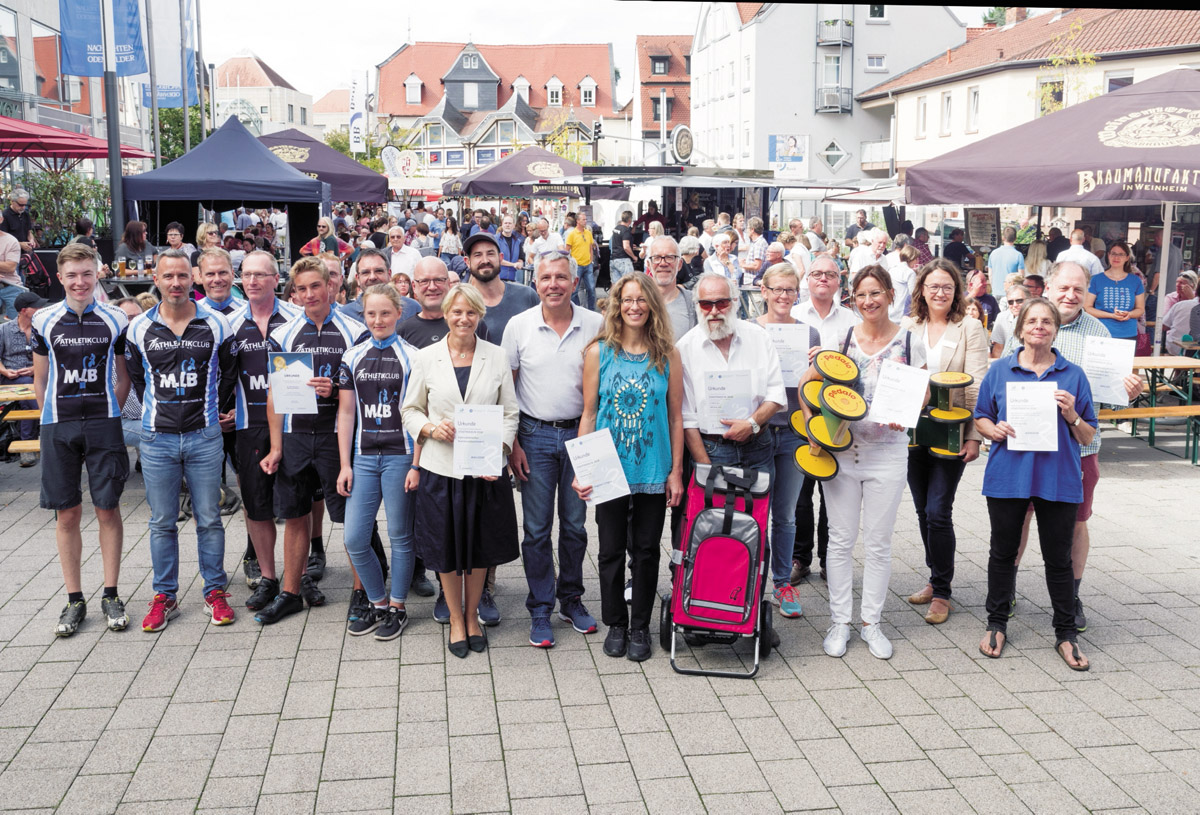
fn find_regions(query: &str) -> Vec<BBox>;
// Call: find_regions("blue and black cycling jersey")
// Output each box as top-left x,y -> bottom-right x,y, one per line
268,307 -> 368,434
32,300 -> 129,424
125,301 -> 237,434
201,295 -> 240,316
227,298 -> 301,430
336,333 -> 417,456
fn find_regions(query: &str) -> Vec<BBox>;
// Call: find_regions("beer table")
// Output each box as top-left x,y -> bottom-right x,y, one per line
1129,355 -> 1200,447
103,274 -> 157,299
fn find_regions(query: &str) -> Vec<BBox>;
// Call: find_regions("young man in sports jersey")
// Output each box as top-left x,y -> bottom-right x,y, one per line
125,249 -> 239,631
33,243 -> 132,637
226,250 -> 300,610
257,257 -> 369,624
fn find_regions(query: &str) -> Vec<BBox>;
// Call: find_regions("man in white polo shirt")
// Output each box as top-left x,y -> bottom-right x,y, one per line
503,250 -> 604,649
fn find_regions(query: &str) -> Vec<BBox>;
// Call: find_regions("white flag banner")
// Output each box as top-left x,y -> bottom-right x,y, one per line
349,71 -> 368,154
142,0 -> 198,109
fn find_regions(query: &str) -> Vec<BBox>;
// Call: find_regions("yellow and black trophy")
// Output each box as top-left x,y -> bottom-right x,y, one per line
909,371 -> 975,459
790,350 -> 867,481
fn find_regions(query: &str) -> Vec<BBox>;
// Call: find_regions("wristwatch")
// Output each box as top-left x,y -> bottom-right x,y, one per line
1071,415 -> 1082,427
749,418 -> 761,435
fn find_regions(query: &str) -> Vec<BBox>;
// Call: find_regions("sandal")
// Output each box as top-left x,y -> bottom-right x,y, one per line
978,627 -> 1006,659
1056,639 -> 1090,672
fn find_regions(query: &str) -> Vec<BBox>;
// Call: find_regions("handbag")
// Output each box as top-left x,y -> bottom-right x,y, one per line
1136,330 -> 1152,357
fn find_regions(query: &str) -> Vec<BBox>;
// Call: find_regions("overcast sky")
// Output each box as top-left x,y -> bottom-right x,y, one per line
201,2 -> 994,104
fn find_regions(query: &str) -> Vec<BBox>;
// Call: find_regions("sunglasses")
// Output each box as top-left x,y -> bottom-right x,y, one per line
698,298 -> 733,312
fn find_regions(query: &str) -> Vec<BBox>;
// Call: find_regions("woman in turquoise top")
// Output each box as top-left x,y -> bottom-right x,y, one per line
575,273 -> 683,662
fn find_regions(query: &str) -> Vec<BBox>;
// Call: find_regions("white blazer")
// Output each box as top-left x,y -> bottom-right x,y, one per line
401,336 -> 519,479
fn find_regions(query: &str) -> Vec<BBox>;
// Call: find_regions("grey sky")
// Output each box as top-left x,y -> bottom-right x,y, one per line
201,2 -> 992,105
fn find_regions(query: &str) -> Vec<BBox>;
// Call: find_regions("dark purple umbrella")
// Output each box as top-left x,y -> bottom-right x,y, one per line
906,69 -> 1200,207
258,128 -> 388,203
443,146 -> 626,200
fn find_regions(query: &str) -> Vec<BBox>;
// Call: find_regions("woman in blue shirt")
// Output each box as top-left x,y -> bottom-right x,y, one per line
1084,240 -> 1144,340
974,297 -> 1097,671
575,273 -> 684,663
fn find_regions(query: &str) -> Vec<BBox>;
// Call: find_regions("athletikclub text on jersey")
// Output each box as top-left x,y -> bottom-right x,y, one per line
227,299 -> 301,430
125,301 -> 237,433
268,307 -> 368,434
32,300 -> 129,424
336,333 -> 417,456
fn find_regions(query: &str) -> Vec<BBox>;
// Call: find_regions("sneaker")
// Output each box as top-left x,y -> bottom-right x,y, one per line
627,627 -> 651,662
624,579 -> 633,603
860,623 -> 893,660
347,588 -> 369,623
55,600 -> 86,637
529,616 -> 555,648
789,561 -> 811,585
100,596 -> 128,631
19,451 -> 36,468
246,577 -> 280,611
374,606 -> 409,641
433,590 -> 451,624
410,572 -> 436,598
477,588 -> 501,627
255,592 -> 304,625
557,597 -> 597,634
823,622 -> 852,657
299,574 -> 325,608
142,594 -> 179,632
305,551 -> 326,582
603,626 -> 628,657
205,589 -> 235,626
347,605 -> 386,637
242,557 -> 261,589
1074,596 -> 1088,633
772,584 -> 803,618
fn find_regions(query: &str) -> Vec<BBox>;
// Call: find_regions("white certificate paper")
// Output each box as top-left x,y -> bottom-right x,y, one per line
1006,381 -> 1059,452
703,370 -> 753,434
565,428 -> 630,505
765,324 -> 811,388
1083,335 -> 1135,407
866,359 -> 929,429
453,404 -> 504,478
268,352 -> 317,415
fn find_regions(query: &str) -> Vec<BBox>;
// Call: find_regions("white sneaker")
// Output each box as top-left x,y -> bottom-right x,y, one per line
860,623 -> 893,660
823,622 -> 852,657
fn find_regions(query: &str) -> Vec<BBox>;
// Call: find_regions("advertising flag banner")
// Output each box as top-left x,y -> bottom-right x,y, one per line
349,72 -> 368,154
141,0 -> 198,108
59,0 -> 148,77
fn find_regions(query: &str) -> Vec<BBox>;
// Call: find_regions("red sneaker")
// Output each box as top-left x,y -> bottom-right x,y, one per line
205,589 -> 235,626
142,593 -> 179,632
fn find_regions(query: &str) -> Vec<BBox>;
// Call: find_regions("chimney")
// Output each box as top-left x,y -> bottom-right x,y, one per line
1005,7 -> 1028,25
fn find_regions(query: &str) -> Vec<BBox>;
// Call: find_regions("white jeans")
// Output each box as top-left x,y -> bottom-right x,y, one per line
822,441 -> 908,625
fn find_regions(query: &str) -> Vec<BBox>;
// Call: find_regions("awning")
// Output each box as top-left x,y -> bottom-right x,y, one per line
0,113 -> 153,171
824,184 -> 906,205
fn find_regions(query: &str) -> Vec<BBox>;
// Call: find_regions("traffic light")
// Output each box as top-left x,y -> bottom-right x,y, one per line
594,121 -> 603,140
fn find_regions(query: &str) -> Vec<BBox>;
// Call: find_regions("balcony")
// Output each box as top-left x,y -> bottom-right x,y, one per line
35,105 -> 93,135
817,19 -> 853,47
860,138 -> 892,173
815,86 -> 853,114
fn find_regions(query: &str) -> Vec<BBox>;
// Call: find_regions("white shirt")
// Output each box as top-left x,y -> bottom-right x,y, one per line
1162,298 -> 1197,354
531,231 -> 564,261
1056,244 -> 1104,279
991,309 -> 1017,350
389,244 -> 421,277
699,232 -> 714,255
791,300 -> 861,350
501,303 -> 604,421
678,320 -> 786,432
848,245 -> 883,277
806,231 -> 826,254
888,263 -> 917,323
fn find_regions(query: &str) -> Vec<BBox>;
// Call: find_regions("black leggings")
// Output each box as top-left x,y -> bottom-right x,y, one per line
986,496 -> 1078,641
597,493 -> 666,631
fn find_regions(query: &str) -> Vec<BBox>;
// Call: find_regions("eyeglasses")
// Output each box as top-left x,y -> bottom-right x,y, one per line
649,254 -> 679,264
923,284 -> 955,295
697,298 -> 733,312
763,285 -> 798,298
808,271 -> 839,280
1008,298 -> 1026,306
620,297 -> 648,308
414,277 -> 449,287
854,290 -> 888,301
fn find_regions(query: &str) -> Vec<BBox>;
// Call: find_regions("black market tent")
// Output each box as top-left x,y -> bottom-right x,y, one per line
904,68 -> 1200,350
122,117 -> 330,261
258,128 -> 388,203
443,146 -> 626,200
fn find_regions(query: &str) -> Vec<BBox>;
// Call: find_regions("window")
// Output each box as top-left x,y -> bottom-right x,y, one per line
915,96 -> 927,138
726,62 -> 734,94
462,54 -> 478,69
0,8 -> 20,91
743,121 -> 751,153
476,148 -> 496,165
580,77 -> 597,107
513,78 -> 530,102
743,55 -> 751,89
405,76 -> 421,104
823,55 -> 841,87
966,86 -> 980,132
939,91 -> 951,136
426,124 -> 443,147
446,150 -> 465,167
463,82 -> 478,109
498,120 -> 514,143
818,139 -> 849,171
651,58 -> 668,75
727,124 -> 734,155
1105,71 -> 1134,93
651,97 -> 674,122
301,108 -> 307,125
1038,78 -> 1063,116
868,5 -> 887,20
31,21 -> 60,104
288,104 -> 294,123
685,55 -> 691,74
260,105 -> 268,114
547,77 -> 563,107
866,55 -> 886,72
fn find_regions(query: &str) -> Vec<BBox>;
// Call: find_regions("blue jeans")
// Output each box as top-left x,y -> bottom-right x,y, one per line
343,453 -> 416,604
572,263 -> 596,311
610,258 -> 634,281
7,374 -> 37,440
907,447 -> 967,600
519,419 -> 588,618
701,429 -> 775,484
140,423 -> 226,598
0,284 -> 20,320
770,427 -> 805,587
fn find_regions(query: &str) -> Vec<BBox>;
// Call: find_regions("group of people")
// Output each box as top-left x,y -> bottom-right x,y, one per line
30,206 -> 1144,673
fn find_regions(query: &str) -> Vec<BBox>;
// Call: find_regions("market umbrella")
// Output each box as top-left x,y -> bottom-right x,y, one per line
257,128 -> 388,203
443,146 -> 626,200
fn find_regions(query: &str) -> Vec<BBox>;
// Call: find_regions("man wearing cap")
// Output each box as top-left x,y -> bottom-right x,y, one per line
384,226 -> 421,279
1162,271 -> 1198,354
1,290 -> 47,464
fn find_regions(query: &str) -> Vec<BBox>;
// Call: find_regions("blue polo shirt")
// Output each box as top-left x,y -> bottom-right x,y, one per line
974,348 -> 1097,504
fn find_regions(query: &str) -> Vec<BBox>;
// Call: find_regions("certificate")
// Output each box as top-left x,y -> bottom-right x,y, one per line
703,370 -> 753,434
565,428 -> 630,505
1006,381 -> 1058,452
765,324 -> 811,387
268,352 -> 317,415
866,359 -> 930,429
452,404 -> 504,478
1082,335 -> 1134,407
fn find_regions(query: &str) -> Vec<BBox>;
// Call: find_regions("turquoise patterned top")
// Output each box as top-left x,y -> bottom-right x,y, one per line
596,341 -> 671,494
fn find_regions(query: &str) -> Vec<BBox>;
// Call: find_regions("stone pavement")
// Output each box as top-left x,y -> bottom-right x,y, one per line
1,428 -> 1199,814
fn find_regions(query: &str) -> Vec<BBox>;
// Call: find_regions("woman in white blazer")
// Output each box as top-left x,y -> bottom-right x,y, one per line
401,284 -> 519,658
900,257 -> 989,625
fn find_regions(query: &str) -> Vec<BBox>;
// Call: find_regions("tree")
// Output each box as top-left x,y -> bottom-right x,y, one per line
324,127 -> 415,175
1036,19 -> 1098,116
540,110 -> 598,166
983,7 -> 1006,26
18,171 -> 109,247
157,102 -> 210,162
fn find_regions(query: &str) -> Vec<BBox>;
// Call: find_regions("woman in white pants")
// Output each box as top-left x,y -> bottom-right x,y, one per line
800,264 -> 926,660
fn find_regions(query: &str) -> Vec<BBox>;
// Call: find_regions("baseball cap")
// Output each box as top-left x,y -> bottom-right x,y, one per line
1181,270 -> 1198,287
463,231 -> 500,255
14,291 -> 48,311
